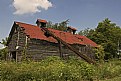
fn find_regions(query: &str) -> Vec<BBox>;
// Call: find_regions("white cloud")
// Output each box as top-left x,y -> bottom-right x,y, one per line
13,0 -> 52,15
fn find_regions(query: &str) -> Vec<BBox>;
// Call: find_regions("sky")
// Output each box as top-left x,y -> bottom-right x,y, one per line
0,0 -> 121,48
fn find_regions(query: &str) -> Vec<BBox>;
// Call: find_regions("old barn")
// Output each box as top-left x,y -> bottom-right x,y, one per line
7,19 -> 97,61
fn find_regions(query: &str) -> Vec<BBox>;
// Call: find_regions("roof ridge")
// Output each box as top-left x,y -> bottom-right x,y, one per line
15,21 -> 37,27
15,21 -> 77,35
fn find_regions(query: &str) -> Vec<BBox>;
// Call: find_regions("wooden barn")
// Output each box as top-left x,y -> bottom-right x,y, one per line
6,19 -> 97,62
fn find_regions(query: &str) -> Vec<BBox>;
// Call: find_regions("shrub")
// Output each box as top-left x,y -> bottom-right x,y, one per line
1,56 -> 121,81
95,60 -> 121,80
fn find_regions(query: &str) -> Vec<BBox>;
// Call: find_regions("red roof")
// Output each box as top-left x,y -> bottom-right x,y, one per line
74,35 -> 97,47
15,22 -> 97,47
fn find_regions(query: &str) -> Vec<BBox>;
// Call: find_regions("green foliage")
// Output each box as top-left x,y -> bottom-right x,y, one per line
93,45 -> 105,63
0,37 -> 8,60
95,60 -> 121,80
78,28 -> 92,36
79,18 -> 121,60
46,19 -> 69,31
1,56 -> 95,81
1,57 -> 121,81
0,48 -> 8,60
1,37 -> 8,46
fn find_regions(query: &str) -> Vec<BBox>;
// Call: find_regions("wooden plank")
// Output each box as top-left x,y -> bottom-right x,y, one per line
58,41 -> 63,58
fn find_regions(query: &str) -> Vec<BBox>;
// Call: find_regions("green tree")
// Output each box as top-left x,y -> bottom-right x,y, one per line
93,45 -> 105,63
46,19 -> 69,31
0,37 -> 8,60
78,28 -> 91,36
1,37 -> 8,46
87,18 -> 121,59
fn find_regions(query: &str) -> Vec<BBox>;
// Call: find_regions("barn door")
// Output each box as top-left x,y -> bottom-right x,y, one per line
11,51 -> 17,61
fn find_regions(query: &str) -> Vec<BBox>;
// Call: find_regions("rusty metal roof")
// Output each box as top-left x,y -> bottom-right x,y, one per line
15,21 -> 97,47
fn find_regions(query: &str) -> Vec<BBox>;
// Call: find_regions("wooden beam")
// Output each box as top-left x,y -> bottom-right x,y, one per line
58,41 -> 63,59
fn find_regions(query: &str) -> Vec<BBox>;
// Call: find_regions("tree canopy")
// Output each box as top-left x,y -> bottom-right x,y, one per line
0,37 -> 8,60
46,19 -> 69,31
79,18 -> 121,59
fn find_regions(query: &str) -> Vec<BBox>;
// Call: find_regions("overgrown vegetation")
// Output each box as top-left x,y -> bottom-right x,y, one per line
93,45 -> 105,63
0,37 -> 8,60
1,56 -> 121,81
79,18 -> 121,60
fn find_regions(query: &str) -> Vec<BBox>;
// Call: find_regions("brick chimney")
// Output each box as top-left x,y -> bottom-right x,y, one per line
67,26 -> 77,34
36,19 -> 47,28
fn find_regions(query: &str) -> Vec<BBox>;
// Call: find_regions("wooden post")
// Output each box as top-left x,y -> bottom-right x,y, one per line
58,41 -> 63,58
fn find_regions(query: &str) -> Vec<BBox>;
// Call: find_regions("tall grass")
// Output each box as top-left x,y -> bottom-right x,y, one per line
1,56 -> 121,81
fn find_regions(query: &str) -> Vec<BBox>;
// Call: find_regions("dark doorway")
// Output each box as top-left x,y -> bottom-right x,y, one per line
11,51 -> 16,60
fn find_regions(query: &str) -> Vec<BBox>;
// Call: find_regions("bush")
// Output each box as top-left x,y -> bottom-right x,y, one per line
1,57 -> 121,81
0,47 -> 8,60
95,60 -> 121,80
